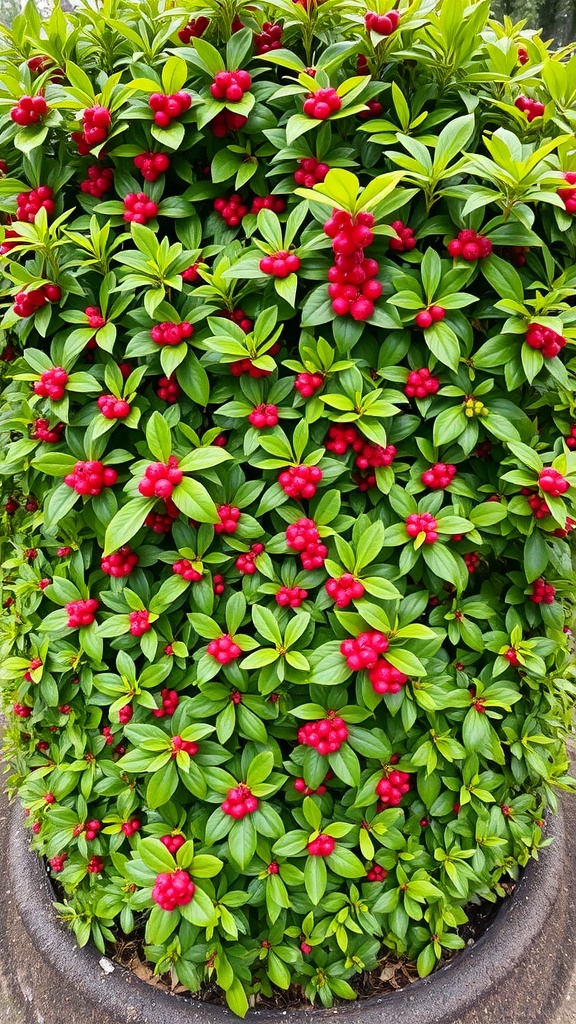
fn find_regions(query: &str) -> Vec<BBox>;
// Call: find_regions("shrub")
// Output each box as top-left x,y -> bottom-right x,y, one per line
1,0 -> 576,1015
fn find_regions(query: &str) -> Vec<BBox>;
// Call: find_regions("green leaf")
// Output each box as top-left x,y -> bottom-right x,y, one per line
146,410 -> 172,462
304,854 -> 327,905
147,762 -> 179,808
172,477 -> 219,522
524,529 -> 549,583
139,837 -> 176,872
104,499 -> 156,554
162,55 -> 188,94
229,815 -> 257,870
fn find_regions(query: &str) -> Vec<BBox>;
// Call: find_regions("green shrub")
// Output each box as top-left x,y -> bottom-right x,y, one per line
0,0 -> 575,1014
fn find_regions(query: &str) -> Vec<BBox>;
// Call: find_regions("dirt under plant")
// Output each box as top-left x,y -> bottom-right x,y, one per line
108,881 -> 515,1010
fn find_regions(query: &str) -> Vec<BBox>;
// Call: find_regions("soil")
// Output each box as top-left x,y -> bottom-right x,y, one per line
107,880 -> 516,1011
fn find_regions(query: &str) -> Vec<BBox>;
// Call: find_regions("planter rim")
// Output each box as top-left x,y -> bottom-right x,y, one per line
5,794 -> 570,1024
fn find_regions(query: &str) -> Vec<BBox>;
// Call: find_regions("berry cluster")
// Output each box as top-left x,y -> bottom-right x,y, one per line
366,863 -> 387,882
286,518 -> 328,569
138,457 -> 183,498
448,228 -> 492,261
171,735 -> 198,758
15,283 -> 60,318
303,88 -> 341,120
518,46 -> 529,64
118,705 -> 133,724
71,105 -> 111,153
421,463 -> 457,489
145,505 -> 179,533
214,194 -> 249,227
248,403 -> 278,428
259,251 -> 301,277
254,22 -> 283,54
376,769 -> 410,806
13,703 -> 32,717
49,854 -> 67,872
340,631 -> 389,670
521,488 -> 550,518
84,819 -> 102,841
276,585 -> 308,608
215,504 -> 240,533
388,219 -> 416,252
149,90 -> 191,127
11,94 -> 48,125
530,578 -> 555,604
129,610 -> 151,636
87,856 -> 105,874
213,574 -> 226,595
178,16 -> 209,41
181,262 -> 202,283
295,372 -> 323,397
294,157 -> 329,187
231,357 -> 270,377
525,323 -> 566,359
464,552 -> 480,573
359,98 -> 383,120
207,634 -> 241,664
325,424 -> 364,455
64,461 -> 118,495
325,209 -> 382,321
161,833 -> 185,853
150,321 -> 193,346
101,546 -> 139,577
156,375 -> 181,403
369,658 -> 409,694
415,305 -> 446,329
97,394 -> 131,419
236,542 -> 264,574
250,195 -> 286,215
210,70 -> 252,103
514,95 -> 545,121
222,307 -> 253,333
558,171 -> 576,214
134,151 -> 170,181
355,441 -> 396,471
298,716 -> 349,755
405,512 -> 439,543
80,165 -> 114,198
0,227 -> 19,256
34,367 -> 68,401
85,305 -> 106,329
325,574 -> 365,608
123,192 -> 158,225
539,468 -> 569,496
364,9 -> 401,34
211,109 -> 248,137
121,817 -> 141,837
16,185 -> 55,222
294,777 -> 327,796
307,834 -> 335,856
279,464 -> 323,499
173,558 -> 202,582
152,688 -> 179,717
505,646 -> 520,666
152,869 -> 195,910
404,367 -> 440,399
66,598 -> 99,628
222,784 -> 258,818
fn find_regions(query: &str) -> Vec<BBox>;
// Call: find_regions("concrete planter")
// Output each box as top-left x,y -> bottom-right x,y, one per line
2,787 -> 576,1024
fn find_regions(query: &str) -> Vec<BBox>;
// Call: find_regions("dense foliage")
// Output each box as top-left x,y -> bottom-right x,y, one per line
1,0 -> 576,1014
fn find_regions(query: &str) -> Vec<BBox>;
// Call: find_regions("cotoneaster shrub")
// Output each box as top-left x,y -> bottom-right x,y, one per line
0,0 -> 576,1014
